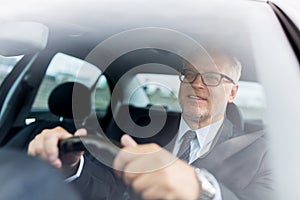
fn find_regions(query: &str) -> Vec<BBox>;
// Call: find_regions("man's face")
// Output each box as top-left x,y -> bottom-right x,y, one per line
178,55 -> 238,128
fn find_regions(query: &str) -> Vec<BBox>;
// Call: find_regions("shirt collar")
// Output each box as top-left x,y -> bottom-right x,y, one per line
178,117 -> 224,149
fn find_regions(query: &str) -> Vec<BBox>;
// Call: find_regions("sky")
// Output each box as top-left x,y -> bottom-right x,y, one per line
285,0 -> 300,11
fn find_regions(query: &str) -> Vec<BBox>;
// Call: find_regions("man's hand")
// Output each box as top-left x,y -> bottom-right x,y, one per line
113,135 -> 201,200
28,126 -> 87,176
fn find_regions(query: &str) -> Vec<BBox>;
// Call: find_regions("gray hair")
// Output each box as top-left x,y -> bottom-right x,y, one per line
230,56 -> 242,83
181,50 -> 242,83
204,47 -> 242,83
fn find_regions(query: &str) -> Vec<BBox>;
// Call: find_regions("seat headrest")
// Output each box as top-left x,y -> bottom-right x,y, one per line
226,103 -> 244,130
48,82 -> 91,119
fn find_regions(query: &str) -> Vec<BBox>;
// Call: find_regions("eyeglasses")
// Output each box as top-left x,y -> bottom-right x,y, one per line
179,69 -> 236,86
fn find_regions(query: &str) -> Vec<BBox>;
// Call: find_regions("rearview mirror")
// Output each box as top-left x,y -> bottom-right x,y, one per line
0,21 -> 48,56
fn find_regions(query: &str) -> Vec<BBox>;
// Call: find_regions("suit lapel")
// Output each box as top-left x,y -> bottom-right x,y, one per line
215,118 -> 234,145
191,119 -> 264,168
197,118 -> 234,159
190,118 -> 234,167
164,117 -> 234,155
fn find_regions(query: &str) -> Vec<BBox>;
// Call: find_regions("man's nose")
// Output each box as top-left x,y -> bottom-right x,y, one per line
191,74 -> 205,88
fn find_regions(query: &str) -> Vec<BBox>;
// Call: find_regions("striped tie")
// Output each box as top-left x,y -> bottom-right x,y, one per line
176,130 -> 196,163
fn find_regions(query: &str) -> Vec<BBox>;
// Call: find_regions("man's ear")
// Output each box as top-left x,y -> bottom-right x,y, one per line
228,84 -> 239,103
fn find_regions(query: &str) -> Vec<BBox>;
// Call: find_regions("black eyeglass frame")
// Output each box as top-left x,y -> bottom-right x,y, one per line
179,69 -> 236,86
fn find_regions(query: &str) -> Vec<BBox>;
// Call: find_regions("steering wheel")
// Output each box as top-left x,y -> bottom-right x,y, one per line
59,135 -> 120,166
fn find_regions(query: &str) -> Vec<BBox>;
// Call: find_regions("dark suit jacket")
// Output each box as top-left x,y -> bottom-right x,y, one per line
191,118 -> 273,200
71,117 -> 273,200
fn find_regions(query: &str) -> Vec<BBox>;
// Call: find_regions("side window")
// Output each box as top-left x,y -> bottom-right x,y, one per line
132,73 -> 266,121
0,55 -> 23,85
94,76 -> 111,109
234,81 -> 266,120
133,74 -> 181,111
32,53 -> 110,111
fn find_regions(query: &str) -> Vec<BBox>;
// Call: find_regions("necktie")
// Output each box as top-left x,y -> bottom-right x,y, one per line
176,130 -> 196,163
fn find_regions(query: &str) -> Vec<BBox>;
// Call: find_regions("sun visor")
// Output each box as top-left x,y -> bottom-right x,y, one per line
0,21 -> 48,56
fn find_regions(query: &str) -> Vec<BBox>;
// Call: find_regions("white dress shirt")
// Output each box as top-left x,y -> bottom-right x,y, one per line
64,156 -> 84,183
173,117 -> 224,162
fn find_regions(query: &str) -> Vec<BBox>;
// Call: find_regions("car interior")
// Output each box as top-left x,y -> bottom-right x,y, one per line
4,47 -> 266,152
5,81 -> 92,150
0,16 -> 269,149
1,1 -> 300,198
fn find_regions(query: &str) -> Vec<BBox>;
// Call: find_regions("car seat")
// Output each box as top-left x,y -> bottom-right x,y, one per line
102,102 -> 245,147
226,102 -> 244,131
5,82 -> 92,150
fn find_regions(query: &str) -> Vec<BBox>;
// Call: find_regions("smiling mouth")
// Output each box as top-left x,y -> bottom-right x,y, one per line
187,95 -> 208,101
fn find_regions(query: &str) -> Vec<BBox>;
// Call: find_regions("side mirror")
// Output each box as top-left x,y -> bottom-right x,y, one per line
0,21 -> 48,56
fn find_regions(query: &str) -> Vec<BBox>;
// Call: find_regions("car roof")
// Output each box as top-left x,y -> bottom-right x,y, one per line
1,0 -> 278,82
